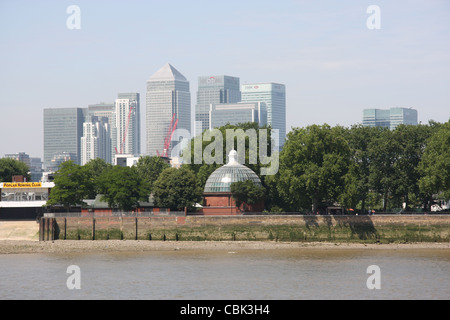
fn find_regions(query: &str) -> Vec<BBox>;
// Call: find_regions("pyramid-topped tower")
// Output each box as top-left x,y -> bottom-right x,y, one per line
146,64 -> 191,156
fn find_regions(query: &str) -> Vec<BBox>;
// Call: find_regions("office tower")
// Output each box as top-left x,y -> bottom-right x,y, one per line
29,157 -> 43,182
4,152 -> 31,168
209,102 -> 267,129
43,107 -> 86,170
3,152 -> 42,182
241,83 -> 286,148
389,107 -> 418,130
196,75 -> 241,135
81,116 -> 111,165
87,102 -> 115,124
363,107 -> 418,130
146,64 -> 191,157
362,109 -> 390,128
114,93 -> 140,156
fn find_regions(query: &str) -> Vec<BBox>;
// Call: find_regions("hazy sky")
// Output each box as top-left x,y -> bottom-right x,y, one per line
1,0 -> 449,159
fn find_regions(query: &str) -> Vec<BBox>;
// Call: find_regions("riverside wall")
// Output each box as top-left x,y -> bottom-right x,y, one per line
40,214 -> 450,243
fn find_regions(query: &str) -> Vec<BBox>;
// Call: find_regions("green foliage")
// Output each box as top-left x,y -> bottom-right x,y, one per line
230,180 -> 266,210
152,166 -> 202,211
46,161 -> 89,210
184,122 -> 274,190
83,158 -> 112,198
277,124 -> 350,212
135,156 -> 170,192
0,158 -> 31,182
419,121 -> 450,201
97,165 -> 150,211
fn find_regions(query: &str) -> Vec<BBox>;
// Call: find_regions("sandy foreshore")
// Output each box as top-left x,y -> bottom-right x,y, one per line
0,240 -> 449,254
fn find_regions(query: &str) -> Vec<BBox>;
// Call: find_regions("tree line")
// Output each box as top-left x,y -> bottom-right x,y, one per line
272,120 -> 449,213
3,120 -> 447,214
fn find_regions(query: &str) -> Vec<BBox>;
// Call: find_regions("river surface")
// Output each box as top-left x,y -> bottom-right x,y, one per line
0,248 -> 449,300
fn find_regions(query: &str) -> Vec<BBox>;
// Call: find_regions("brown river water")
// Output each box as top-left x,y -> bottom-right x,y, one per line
0,248 -> 449,300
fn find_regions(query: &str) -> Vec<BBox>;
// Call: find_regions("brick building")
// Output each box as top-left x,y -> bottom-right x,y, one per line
200,150 -> 264,215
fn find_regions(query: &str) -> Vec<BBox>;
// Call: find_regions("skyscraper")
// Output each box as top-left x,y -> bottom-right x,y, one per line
87,102 -> 115,162
389,107 -> 418,130
209,102 -> 267,129
80,116 -> 111,165
43,107 -> 86,170
146,64 -> 191,157
363,107 -> 418,130
114,93 -> 140,156
241,83 -> 286,148
195,75 -> 241,135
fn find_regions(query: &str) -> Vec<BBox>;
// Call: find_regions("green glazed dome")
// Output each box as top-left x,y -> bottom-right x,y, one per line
204,150 -> 262,193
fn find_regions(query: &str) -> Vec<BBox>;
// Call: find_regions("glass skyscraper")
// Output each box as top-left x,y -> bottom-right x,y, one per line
209,102 -> 267,129
195,75 -> 241,136
146,64 -> 191,157
43,107 -> 86,170
363,107 -> 418,130
241,83 -> 286,148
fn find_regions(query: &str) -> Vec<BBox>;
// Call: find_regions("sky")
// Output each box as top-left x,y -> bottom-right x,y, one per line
0,0 -> 449,159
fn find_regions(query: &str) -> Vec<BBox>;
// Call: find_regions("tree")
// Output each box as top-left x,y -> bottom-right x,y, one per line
152,166 -> 202,211
230,180 -> 265,211
135,156 -> 170,193
0,158 -> 31,182
390,124 -> 434,209
339,125 -> 384,213
419,120 -> 450,208
277,124 -> 350,213
97,165 -> 150,211
83,158 -> 112,199
184,122 -> 275,190
46,161 -> 88,210
367,127 -> 397,211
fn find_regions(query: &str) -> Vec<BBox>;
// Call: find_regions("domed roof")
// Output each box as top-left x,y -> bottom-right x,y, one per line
204,150 -> 262,193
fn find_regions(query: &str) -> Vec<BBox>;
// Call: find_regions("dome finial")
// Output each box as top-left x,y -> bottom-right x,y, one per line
227,150 -> 238,165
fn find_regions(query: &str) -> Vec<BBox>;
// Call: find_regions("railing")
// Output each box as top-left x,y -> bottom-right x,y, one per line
44,211 -> 186,218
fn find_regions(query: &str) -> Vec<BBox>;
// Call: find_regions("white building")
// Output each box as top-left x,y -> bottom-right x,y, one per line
114,94 -> 140,157
80,116 -> 111,165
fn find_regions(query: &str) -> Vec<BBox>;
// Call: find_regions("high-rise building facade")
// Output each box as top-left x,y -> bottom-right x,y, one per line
146,64 -> 191,157
389,107 -> 418,130
87,102 -> 115,162
209,102 -> 267,129
241,83 -> 286,148
363,107 -> 418,130
43,107 -> 86,170
195,75 -> 241,135
81,116 -> 111,165
114,93 -> 140,156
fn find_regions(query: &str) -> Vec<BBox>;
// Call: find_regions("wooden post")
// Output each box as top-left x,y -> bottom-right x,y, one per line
51,218 -> 55,242
39,218 -> 44,241
135,217 -> 138,240
92,217 -> 96,240
46,218 -> 50,241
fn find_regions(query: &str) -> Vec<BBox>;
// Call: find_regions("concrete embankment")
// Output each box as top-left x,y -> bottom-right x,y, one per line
40,214 -> 450,244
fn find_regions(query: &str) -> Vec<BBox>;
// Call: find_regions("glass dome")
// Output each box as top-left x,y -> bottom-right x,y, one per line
204,150 -> 262,193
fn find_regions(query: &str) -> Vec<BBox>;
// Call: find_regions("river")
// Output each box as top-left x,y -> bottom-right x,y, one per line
0,248 -> 449,300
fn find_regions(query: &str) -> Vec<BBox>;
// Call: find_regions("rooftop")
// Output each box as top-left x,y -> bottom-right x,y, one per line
148,63 -> 187,82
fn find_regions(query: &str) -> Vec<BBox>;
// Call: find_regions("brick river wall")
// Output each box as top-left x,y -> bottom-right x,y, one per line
40,214 -> 450,243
